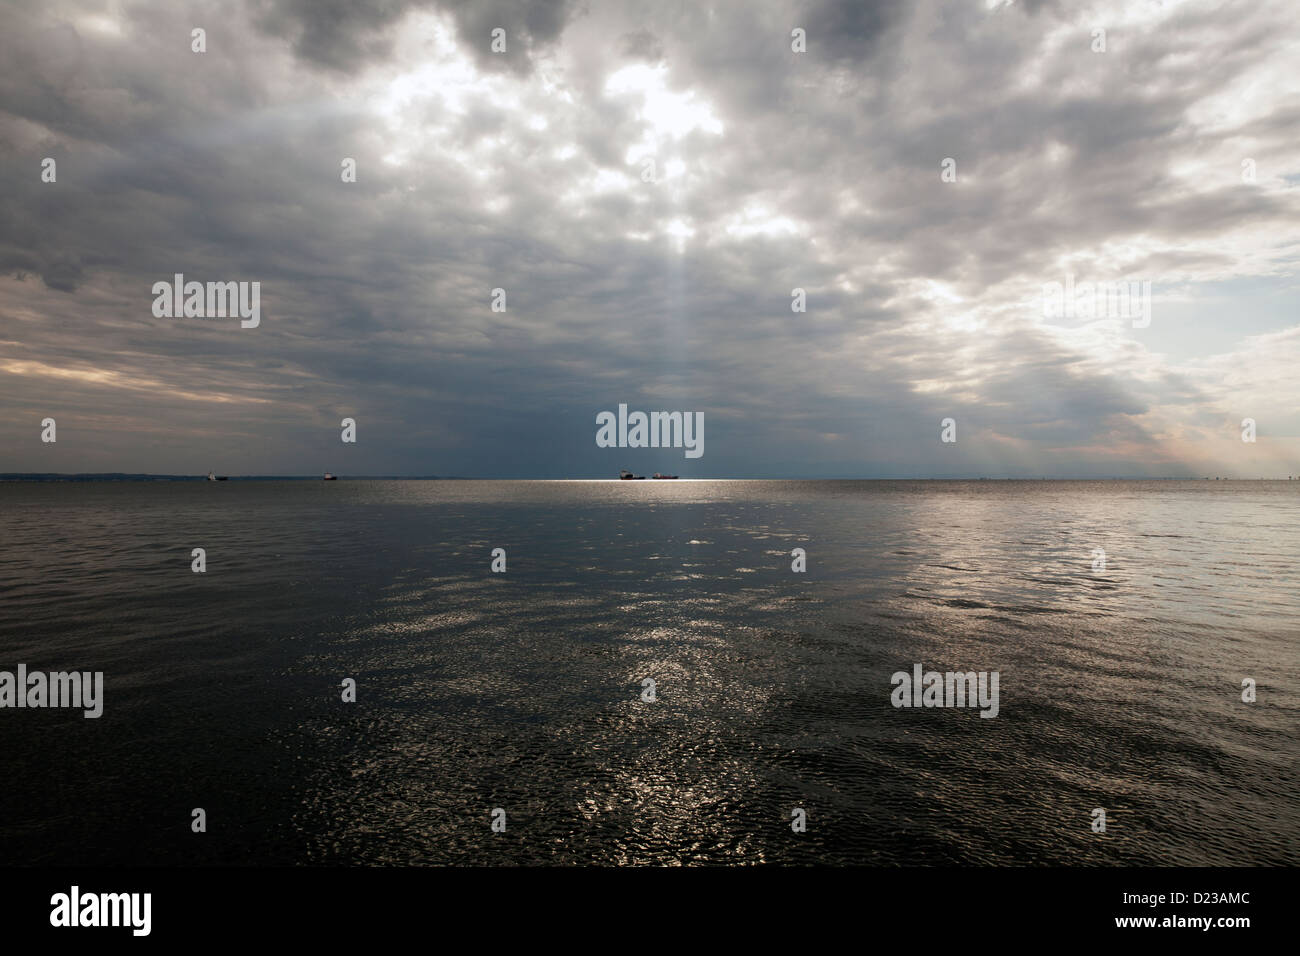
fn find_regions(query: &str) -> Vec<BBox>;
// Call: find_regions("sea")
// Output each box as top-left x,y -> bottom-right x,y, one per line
0,479 -> 1296,865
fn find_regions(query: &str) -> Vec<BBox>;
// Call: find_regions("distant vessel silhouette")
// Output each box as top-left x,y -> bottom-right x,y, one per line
651,473 -> 678,479
323,473 -> 337,481
207,471 -> 228,481
619,469 -> 645,480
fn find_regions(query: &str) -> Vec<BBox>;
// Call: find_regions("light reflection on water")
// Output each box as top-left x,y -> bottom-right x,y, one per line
0,480 -> 1296,865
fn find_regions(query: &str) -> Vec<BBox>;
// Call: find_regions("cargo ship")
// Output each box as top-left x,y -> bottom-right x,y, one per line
651,473 -> 678,479
619,469 -> 645,480
323,473 -> 338,480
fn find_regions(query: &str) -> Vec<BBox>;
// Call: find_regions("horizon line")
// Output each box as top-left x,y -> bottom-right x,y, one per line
2,473 -> 1298,482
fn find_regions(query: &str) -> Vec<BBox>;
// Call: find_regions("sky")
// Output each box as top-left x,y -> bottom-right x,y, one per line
1,0 -> 1297,478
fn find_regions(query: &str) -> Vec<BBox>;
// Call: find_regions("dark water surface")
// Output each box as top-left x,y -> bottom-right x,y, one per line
1,479 -> 1296,865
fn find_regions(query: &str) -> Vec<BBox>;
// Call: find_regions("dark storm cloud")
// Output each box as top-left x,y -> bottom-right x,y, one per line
440,0 -> 572,71
247,0 -> 575,73
802,0 -> 905,64
247,0 -> 428,72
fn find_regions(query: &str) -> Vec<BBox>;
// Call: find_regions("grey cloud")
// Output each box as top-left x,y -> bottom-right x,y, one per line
619,29 -> 663,62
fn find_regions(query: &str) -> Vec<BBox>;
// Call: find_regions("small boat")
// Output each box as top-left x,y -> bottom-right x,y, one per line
207,471 -> 228,481
651,473 -> 678,479
619,469 -> 645,480
323,473 -> 338,481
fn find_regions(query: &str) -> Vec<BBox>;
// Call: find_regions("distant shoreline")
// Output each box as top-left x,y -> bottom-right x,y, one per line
0,474 -> 472,482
